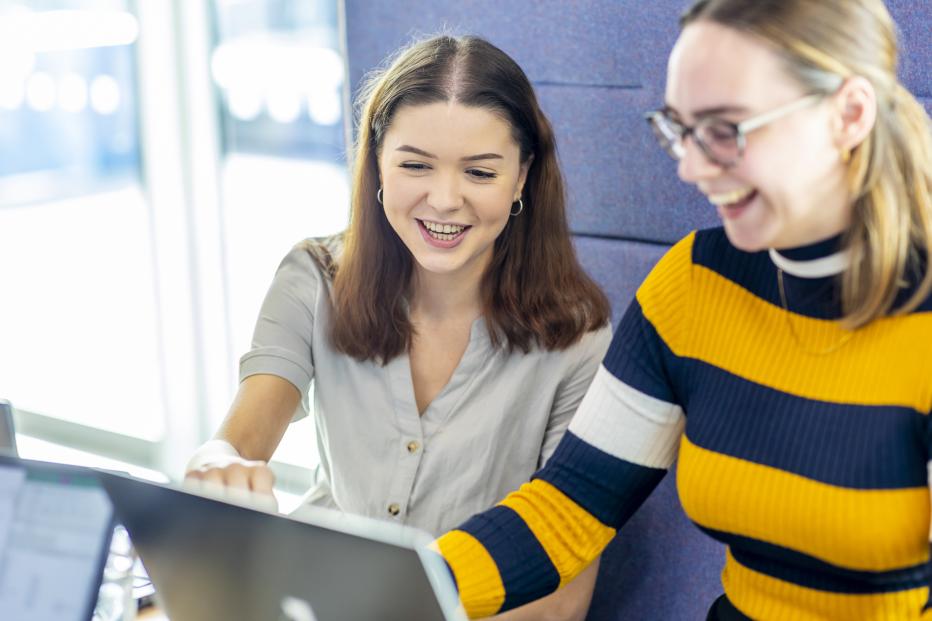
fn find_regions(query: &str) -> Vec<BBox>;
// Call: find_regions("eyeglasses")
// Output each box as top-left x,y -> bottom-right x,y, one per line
645,93 -> 823,168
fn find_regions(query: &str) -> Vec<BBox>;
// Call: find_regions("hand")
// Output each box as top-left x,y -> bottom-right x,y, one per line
184,458 -> 279,512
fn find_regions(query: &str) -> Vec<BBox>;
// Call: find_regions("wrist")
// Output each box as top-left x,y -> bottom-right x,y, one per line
185,439 -> 246,473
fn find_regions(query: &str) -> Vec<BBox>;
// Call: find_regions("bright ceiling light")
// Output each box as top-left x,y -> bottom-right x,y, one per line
0,10 -> 139,53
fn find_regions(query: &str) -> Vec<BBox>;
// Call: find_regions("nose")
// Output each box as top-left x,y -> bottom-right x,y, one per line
426,171 -> 465,213
676,135 -> 723,184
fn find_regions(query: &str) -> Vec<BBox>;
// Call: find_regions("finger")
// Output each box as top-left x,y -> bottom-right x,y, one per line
201,467 -> 226,488
181,472 -> 205,494
248,466 -> 276,496
224,464 -> 251,491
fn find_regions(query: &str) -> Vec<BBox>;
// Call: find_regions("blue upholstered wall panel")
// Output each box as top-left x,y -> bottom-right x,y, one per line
344,1 -> 681,93
889,0 -> 932,97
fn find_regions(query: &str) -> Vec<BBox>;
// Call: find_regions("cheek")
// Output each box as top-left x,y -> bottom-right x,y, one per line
475,193 -> 515,228
741,130 -> 834,198
382,177 -> 424,214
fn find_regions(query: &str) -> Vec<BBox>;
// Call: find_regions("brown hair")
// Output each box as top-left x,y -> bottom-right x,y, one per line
682,0 -> 932,328
330,35 -> 609,362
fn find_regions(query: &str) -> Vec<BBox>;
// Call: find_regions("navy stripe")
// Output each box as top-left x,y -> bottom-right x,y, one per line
700,526 -> 929,594
443,558 -> 458,594
603,298 -> 680,404
679,358 -> 927,489
457,505 -> 560,611
534,431 -> 667,529
692,228 -> 843,319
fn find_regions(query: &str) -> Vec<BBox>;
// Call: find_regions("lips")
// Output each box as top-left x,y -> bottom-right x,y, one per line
716,189 -> 758,220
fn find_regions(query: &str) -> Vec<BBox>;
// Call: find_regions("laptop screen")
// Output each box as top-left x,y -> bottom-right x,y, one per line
0,457 -> 114,621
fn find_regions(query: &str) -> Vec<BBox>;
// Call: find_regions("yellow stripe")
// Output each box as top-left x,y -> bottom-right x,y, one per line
434,530 -> 505,618
723,549 -> 929,621
499,479 -> 616,587
634,231 -> 696,357
641,260 -> 932,412
678,437 -> 929,572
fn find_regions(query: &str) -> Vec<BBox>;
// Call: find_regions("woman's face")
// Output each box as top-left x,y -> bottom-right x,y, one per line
378,102 -> 529,282
666,21 -> 851,251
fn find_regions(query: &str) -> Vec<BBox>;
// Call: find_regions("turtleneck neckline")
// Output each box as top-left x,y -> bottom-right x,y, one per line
769,234 -> 849,279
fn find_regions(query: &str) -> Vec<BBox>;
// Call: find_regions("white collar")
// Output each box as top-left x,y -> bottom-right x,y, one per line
768,247 -> 850,279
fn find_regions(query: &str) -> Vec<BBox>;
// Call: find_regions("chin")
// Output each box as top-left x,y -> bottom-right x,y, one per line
722,222 -> 774,253
412,254 -> 463,275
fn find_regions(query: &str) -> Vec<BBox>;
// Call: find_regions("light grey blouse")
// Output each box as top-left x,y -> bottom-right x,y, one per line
240,240 -> 611,536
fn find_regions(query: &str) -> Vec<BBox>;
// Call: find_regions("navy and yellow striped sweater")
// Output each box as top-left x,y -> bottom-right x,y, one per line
437,228 -> 932,620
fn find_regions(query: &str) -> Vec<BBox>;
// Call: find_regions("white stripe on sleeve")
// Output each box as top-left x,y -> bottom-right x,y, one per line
568,365 -> 685,470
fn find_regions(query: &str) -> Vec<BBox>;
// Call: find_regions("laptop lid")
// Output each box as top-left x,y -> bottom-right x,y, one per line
0,401 -> 16,457
0,455 -> 115,621
99,471 -> 466,621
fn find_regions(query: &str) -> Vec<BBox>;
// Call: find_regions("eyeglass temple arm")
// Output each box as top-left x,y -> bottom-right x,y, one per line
737,94 -> 823,134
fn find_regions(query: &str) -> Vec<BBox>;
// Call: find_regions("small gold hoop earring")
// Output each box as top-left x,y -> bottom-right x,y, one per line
510,198 -> 524,217
840,148 -> 851,164
377,187 -> 384,204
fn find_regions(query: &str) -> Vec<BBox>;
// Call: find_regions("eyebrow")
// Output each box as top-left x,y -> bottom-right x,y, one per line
395,145 -> 503,162
663,103 -> 751,119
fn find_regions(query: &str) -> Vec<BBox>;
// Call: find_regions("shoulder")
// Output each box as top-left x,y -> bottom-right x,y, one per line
264,235 -> 346,309
639,227 -> 773,304
292,233 -> 344,283
531,322 -> 612,374
690,226 -> 773,293
635,229 -> 699,310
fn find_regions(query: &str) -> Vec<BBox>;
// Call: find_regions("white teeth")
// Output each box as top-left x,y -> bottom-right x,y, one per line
708,187 -> 755,206
421,220 -> 466,235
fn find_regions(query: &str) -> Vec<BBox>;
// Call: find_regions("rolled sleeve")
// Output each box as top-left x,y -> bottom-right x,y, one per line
239,243 -> 322,420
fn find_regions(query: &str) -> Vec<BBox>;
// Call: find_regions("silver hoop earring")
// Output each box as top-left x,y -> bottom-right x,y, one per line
510,198 -> 524,217
377,187 -> 384,204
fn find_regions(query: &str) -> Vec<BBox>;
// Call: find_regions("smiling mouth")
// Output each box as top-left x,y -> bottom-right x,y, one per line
417,219 -> 471,241
708,187 -> 757,209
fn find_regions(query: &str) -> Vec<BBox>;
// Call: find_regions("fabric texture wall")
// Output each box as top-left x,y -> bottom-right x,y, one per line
341,1 -> 932,618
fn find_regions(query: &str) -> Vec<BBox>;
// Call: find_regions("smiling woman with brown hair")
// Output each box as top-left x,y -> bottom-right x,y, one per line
184,35 -> 611,621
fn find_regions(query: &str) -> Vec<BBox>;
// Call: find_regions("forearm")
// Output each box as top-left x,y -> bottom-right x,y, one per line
215,374 -> 300,461
484,558 -> 599,621
436,444 -> 663,618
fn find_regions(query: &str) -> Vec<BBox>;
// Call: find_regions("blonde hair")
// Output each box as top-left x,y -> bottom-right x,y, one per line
683,0 -> 932,328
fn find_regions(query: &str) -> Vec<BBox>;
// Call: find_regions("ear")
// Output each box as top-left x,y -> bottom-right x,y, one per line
831,76 -> 877,153
514,155 -> 534,201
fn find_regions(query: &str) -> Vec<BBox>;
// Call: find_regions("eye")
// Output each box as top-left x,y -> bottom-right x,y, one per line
400,162 -> 430,171
700,120 -> 739,143
466,168 -> 497,180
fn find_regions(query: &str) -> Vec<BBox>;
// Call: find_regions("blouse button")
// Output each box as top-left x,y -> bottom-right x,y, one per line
406,440 -> 420,454
387,503 -> 401,516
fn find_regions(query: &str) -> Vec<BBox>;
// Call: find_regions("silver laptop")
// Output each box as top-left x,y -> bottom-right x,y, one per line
99,471 -> 466,621
0,455 -> 115,621
0,401 -> 16,457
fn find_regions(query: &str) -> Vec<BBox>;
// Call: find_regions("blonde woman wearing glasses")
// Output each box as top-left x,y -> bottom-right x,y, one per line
433,1 -> 932,619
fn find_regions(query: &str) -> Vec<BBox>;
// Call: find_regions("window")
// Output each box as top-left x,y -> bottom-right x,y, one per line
0,0 -> 348,486
210,0 -> 349,472
0,2 -> 164,441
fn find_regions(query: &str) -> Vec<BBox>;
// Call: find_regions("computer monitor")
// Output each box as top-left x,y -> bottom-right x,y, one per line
0,401 -> 16,457
99,471 -> 466,621
0,455 -> 115,621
